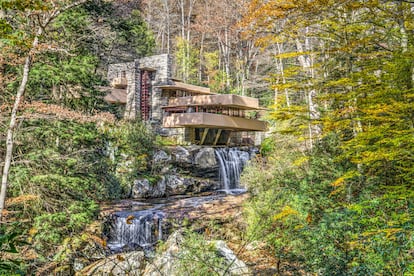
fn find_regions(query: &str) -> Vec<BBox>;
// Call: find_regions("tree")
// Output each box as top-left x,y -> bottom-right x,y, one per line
0,0 -> 88,221
241,0 -> 414,273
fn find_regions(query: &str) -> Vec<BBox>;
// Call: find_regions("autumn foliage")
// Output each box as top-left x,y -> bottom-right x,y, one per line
241,0 -> 414,274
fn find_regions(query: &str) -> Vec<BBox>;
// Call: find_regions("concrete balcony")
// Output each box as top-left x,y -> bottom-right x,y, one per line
163,113 -> 267,131
166,94 -> 264,110
156,81 -> 213,95
111,77 -> 128,89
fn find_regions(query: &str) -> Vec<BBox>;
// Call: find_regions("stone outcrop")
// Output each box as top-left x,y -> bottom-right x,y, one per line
143,231 -> 250,276
142,231 -> 184,276
169,146 -> 219,178
131,174 -> 220,199
214,240 -> 250,275
130,146 -> 223,199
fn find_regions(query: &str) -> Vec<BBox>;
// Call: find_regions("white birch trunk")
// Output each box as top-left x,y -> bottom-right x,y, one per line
0,0 -> 86,221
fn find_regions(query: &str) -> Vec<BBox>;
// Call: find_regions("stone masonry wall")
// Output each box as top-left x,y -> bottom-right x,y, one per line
107,62 -> 137,120
107,55 -> 185,140
107,54 -> 172,122
136,54 -> 171,123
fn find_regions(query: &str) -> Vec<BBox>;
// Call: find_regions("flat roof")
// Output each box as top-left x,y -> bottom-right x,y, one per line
162,94 -> 267,110
156,81 -> 215,95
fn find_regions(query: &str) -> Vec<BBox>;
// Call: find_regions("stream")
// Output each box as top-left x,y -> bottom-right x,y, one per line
105,147 -> 255,252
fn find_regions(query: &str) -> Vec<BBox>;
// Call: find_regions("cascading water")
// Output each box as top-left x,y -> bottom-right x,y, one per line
215,148 -> 252,192
107,209 -> 164,252
105,147 -> 256,254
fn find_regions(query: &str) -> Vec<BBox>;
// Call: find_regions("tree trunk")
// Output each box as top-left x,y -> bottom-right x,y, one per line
0,27 -> 41,220
0,0 -> 86,221
276,42 -> 290,108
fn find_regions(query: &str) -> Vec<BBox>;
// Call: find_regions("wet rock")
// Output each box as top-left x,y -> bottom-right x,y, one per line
132,175 -> 220,199
78,251 -> 145,276
194,147 -> 217,168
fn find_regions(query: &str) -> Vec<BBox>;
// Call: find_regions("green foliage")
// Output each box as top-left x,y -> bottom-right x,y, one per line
203,51 -> 229,92
1,1 -> 155,113
112,9 -> 155,57
243,134 -> 414,274
5,118 -> 155,257
175,37 -> 199,83
175,231 -> 229,276
32,200 -> 98,252
0,224 -> 26,275
243,2 -> 414,273
7,119 -> 118,254
101,121 -> 156,194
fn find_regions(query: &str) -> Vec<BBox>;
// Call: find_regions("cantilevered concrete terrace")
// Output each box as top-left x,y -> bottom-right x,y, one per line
164,94 -> 266,110
156,81 -> 214,95
163,113 -> 267,131
161,93 -> 267,132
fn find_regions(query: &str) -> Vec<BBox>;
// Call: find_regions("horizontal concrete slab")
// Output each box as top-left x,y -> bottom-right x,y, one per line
156,81 -> 214,95
163,113 -> 267,131
163,94 -> 266,110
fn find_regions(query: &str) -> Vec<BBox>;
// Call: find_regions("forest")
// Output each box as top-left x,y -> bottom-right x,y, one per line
1,0 -> 413,275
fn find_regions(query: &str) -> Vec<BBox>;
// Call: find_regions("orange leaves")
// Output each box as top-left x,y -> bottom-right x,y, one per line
20,102 -> 116,124
5,194 -> 39,206
126,215 -> 135,225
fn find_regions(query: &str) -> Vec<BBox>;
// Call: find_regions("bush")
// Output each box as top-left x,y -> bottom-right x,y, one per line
242,133 -> 414,275
5,118 -> 155,259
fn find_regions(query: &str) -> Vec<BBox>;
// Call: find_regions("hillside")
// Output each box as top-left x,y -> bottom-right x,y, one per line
1,0 -> 413,275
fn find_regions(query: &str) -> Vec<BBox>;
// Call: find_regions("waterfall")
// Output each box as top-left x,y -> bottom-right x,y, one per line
107,209 -> 165,252
215,148 -> 251,192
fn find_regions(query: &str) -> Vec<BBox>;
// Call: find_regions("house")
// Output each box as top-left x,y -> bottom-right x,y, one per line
103,54 -> 266,145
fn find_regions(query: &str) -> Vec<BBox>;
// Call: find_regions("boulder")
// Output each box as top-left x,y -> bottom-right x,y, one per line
78,251 -> 145,276
143,231 -> 250,276
132,178 -> 165,198
164,174 -> 190,195
132,175 -> 220,199
194,147 -> 217,168
132,178 -> 153,198
171,146 -> 192,165
142,231 -> 184,276
153,150 -> 171,163
214,240 -> 250,275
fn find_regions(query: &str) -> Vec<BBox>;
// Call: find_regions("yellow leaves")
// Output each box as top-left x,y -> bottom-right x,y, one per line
362,228 -> 403,240
331,176 -> 345,188
28,227 -> 38,242
330,170 -> 360,196
325,78 -> 353,87
273,205 -> 299,221
293,156 -> 309,167
274,51 -> 311,59
126,215 -> 135,225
